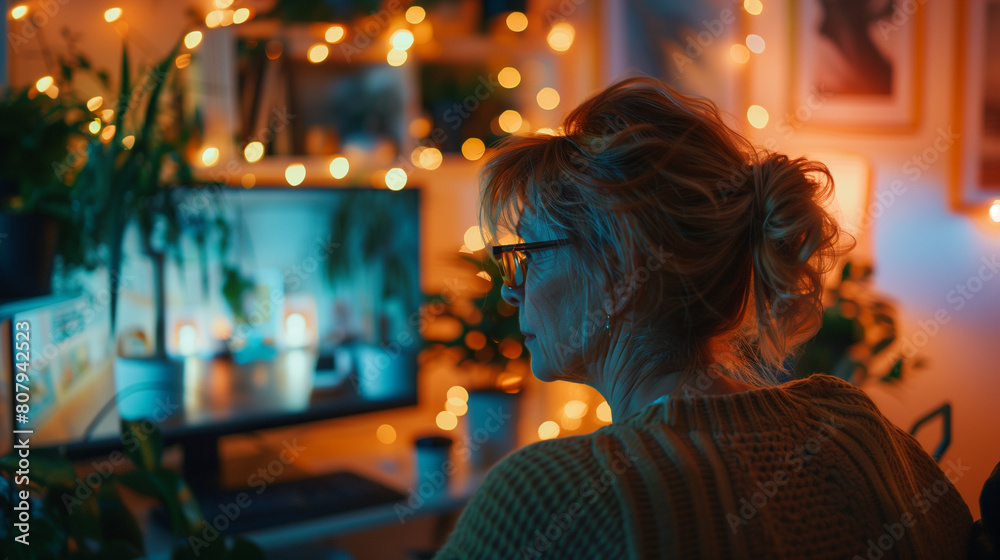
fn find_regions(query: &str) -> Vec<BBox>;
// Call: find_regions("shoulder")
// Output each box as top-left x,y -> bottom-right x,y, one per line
436,434 -> 636,559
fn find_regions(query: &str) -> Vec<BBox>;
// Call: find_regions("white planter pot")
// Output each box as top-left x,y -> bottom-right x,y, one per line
352,344 -> 415,402
465,390 -> 520,470
113,356 -> 184,421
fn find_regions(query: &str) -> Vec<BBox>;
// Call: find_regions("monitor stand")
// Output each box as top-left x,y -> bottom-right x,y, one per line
161,434 -> 407,534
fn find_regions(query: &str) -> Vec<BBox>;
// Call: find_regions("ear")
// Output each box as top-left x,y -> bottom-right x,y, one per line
600,265 -> 632,317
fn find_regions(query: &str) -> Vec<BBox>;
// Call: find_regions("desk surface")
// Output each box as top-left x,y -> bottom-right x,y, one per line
136,422 -> 490,559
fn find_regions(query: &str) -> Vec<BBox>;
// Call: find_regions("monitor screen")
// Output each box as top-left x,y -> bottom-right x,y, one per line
1,186 -> 421,457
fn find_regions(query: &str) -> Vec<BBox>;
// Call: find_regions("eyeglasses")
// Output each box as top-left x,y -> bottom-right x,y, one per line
491,239 -> 572,288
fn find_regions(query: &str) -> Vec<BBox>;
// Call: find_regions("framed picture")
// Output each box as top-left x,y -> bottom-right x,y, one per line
953,0 -> 1000,209
789,0 -> 921,131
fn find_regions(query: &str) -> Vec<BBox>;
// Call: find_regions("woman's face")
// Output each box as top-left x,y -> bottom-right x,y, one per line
500,214 -> 590,383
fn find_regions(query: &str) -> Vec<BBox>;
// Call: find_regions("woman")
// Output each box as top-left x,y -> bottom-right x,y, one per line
432,76 -> 972,559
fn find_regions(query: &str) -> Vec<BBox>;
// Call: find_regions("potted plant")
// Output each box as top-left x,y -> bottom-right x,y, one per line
66,38 -> 225,418
0,83 -> 89,300
424,247 -> 528,467
793,260 -> 922,385
0,419 -> 263,559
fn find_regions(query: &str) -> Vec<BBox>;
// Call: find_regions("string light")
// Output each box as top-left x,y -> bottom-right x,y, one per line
747,105 -> 769,129
325,25 -> 346,43
391,29 -> 414,50
547,22 -> 575,51
385,167 -> 407,190
405,6 -> 425,24
285,163 -> 306,186
462,138 -> 485,161
506,12 -> 528,32
498,67 -> 521,88
538,421 -> 560,439
11,5 -> 28,19
184,31 -> 203,49
244,142 -> 264,163
387,48 -> 407,66
233,8 -> 250,24
104,7 -> 122,22
731,44 -> 751,63
746,34 -> 765,54
307,44 -> 329,63
201,147 -> 220,166
329,156 -> 349,179
536,87 -> 560,110
498,110 -> 523,133
35,76 -> 54,92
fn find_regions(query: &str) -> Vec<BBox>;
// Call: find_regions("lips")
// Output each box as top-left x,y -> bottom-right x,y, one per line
521,332 -> 535,342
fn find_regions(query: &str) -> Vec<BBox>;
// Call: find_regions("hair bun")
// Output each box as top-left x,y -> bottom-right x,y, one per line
748,152 -> 851,367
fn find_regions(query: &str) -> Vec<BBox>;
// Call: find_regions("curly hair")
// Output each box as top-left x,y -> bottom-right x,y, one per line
479,76 -> 853,386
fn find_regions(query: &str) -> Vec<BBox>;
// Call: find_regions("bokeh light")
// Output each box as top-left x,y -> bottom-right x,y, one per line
376,424 -> 397,444
184,31 -> 203,49
547,22 -> 575,52
391,29 -> 414,50
329,156 -> 349,179
498,110 -> 523,133
564,400 -> 588,419
385,167 -> 407,190
307,44 -> 329,63
538,421 -> 560,440
498,67 -> 521,89
462,138 -> 486,160
506,11 -> 528,32
405,6 -> 426,24
747,105 -> 769,129
436,411 -> 458,430
730,44 -> 750,63
596,402 -> 612,422
201,147 -> 219,166
387,48 -> 407,66
325,25 -> 346,43
285,163 -> 306,186
536,87 -> 560,110
746,34 -> 765,54
244,142 -> 264,163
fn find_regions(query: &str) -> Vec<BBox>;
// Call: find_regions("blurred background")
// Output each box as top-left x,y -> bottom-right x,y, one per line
2,0 -> 999,558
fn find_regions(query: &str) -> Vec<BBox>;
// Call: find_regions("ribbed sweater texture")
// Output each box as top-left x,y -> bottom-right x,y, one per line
433,374 -> 972,559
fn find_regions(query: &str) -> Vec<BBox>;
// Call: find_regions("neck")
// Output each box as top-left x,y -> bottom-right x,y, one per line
580,322 -> 683,421
583,324 -> 752,422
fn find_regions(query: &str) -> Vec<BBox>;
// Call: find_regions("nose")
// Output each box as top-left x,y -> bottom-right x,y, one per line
500,282 -> 523,307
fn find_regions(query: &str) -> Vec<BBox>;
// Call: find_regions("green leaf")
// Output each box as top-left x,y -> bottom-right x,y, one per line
116,470 -> 163,495
871,336 -> 895,356
120,419 -> 164,472
881,358 -> 904,383
98,485 -> 146,556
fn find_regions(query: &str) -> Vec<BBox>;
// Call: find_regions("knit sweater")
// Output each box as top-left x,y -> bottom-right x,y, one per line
433,374 -> 972,559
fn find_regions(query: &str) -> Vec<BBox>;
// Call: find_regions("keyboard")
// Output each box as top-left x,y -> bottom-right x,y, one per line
182,470 -> 408,534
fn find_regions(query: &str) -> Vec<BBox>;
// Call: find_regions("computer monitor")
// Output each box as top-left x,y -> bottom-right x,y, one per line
1,186 -> 422,491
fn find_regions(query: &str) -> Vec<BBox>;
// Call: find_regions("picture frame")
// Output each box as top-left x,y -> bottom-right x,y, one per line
789,0 -> 921,132
952,0 -> 1000,210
